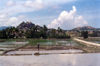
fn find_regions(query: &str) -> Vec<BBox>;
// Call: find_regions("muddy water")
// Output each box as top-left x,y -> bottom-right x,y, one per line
6,40 -> 83,55
0,41 -> 28,50
89,41 -> 100,44
0,40 -> 99,66
0,41 -> 28,45
0,53 -> 100,66
0,41 -> 29,55
38,40 -> 79,46
6,49 -> 83,55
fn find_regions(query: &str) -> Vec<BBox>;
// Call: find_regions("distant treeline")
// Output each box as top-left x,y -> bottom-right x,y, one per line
0,22 -> 70,39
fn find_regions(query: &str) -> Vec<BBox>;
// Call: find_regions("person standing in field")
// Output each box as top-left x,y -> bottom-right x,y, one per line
37,44 -> 40,51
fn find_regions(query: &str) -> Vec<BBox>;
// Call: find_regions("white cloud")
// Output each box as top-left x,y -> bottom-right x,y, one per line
0,14 -> 6,18
0,15 -> 26,26
48,6 -> 88,30
7,0 -> 15,6
0,0 -> 76,16
1,0 -> 44,16
25,0 -> 44,9
43,0 -> 76,6
0,0 -> 76,27
7,16 -> 25,26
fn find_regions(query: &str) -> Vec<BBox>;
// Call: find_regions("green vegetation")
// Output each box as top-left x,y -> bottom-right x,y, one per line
81,31 -> 88,39
28,39 -> 55,46
0,38 -> 72,46
0,39 -> 53,45
0,22 -> 71,39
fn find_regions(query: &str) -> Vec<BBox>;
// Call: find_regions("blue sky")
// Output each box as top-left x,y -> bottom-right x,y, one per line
0,0 -> 100,29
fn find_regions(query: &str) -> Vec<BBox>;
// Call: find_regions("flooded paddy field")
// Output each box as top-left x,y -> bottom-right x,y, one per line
87,41 -> 100,44
6,49 -> 83,56
2,39 -> 87,56
0,53 -> 100,66
74,38 -> 100,53
1,38 -> 100,56
0,40 -> 29,55
0,39 -> 100,66
0,39 -> 85,55
85,39 -> 100,44
80,37 -> 100,44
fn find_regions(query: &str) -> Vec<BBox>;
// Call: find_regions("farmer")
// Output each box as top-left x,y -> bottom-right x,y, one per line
37,44 -> 40,51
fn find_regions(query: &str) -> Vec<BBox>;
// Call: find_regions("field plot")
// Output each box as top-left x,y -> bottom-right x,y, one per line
1,38 -> 100,56
0,40 -> 28,55
2,39 -> 85,56
0,53 -> 100,66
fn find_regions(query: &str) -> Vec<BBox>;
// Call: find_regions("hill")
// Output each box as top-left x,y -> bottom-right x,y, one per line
72,26 -> 96,31
17,21 -> 35,30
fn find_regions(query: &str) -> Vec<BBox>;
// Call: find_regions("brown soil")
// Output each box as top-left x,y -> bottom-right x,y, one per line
18,45 -> 82,51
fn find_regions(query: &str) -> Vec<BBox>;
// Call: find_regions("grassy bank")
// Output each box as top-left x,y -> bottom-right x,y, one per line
0,39 -> 72,46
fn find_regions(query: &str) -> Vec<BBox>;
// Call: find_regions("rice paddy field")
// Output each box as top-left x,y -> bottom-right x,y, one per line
0,38 -> 100,66
0,38 -> 100,56
0,39 -> 29,55
0,39 -> 85,56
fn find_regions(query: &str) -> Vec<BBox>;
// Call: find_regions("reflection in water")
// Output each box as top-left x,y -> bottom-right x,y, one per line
0,40 -> 99,66
7,49 -> 83,55
90,41 -> 100,44
0,41 -> 28,45
0,41 -> 29,55
0,53 -> 100,66
38,40 -> 79,46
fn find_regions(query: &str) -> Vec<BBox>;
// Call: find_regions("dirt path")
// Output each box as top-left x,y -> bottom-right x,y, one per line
74,38 -> 100,47
73,38 -> 100,53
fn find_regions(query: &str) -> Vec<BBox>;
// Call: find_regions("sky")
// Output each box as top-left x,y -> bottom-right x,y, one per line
0,0 -> 100,30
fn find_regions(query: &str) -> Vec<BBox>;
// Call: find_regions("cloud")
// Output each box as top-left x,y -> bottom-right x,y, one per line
7,0 -> 15,6
1,0 -> 44,16
48,6 -> 88,30
0,14 -> 6,19
0,14 -> 26,26
0,0 -> 76,27
43,0 -> 76,5
0,0 -> 76,16
24,0 -> 44,9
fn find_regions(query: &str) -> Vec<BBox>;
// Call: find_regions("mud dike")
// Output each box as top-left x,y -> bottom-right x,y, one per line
74,38 -> 100,53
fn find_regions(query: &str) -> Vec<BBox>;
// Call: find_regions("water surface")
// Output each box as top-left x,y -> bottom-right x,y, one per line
0,53 -> 100,66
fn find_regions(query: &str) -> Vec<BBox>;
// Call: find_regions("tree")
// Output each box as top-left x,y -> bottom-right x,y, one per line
26,26 -> 42,38
41,25 -> 48,39
81,31 -> 88,39
5,27 -> 17,38
0,30 -> 7,39
57,27 -> 62,32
